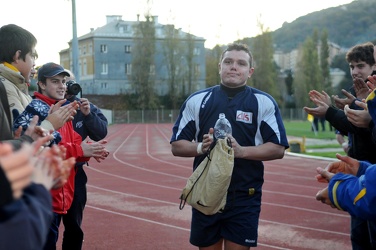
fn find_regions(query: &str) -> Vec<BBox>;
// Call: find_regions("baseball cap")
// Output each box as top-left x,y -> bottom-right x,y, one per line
37,62 -> 70,81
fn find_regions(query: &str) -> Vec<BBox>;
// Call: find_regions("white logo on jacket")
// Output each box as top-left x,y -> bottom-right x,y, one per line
75,121 -> 83,129
236,110 -> 252,124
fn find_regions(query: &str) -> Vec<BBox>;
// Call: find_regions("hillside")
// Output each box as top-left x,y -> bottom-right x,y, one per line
271,0 -> 376,52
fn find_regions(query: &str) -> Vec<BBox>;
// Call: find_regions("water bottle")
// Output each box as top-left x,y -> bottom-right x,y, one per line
214,113 -> 232,139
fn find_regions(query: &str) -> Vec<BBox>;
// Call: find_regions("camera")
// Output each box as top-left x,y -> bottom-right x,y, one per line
66,80 -> 82,95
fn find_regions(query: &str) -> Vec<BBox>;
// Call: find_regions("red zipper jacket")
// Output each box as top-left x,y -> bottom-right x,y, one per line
34,92 -> 90,214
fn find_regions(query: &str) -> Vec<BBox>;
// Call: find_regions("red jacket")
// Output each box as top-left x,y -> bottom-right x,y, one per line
34,92 -> 90,214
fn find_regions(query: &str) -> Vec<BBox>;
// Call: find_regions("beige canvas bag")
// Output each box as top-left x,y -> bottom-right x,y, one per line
179,137 -> 234,215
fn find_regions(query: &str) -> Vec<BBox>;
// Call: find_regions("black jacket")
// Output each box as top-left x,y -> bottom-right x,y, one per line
325,106 -> 376,163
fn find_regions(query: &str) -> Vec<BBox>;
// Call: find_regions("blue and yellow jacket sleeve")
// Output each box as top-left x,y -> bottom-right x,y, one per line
366,89 -> 376,145
328,161 -> 376,220
357,160 -> 371,176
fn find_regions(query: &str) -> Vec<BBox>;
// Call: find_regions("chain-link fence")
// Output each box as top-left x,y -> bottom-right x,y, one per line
280,108 -> 309,121
104,108 -> 308,124
105,109 -> 179,124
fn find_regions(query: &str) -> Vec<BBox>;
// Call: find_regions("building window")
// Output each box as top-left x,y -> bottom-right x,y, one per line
100,44 -> 107,53
125,45 -> 131,53
149,64 -> 155,75
89,44 -> 92,54
194,47 -> 200,55
125,63 -> 132,75
78,61 -> 82,77
194,64 -> 200,76
101,82 -> 107,89
83,46 -> 86,55
101,63 -> 108,75
83,59 -> 87,76
118,25 -> 130,33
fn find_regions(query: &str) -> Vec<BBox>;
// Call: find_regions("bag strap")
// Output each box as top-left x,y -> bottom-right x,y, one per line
179,138 -> 233,210
179,153 -> 212,210
179,142 -> 215,210
0,79 -> 12,129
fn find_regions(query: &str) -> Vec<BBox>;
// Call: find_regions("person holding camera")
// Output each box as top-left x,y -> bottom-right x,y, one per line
62,69 -> 108,250
12,62 -> 109,250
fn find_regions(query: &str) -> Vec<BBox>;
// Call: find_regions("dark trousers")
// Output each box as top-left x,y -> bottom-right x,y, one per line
43,213 -> 62,250
43,166 -> 88,250
351,216 -> 376,250
62,165 -> 87,250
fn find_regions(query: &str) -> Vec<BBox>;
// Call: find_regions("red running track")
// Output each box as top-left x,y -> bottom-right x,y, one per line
57,123 -> 351,250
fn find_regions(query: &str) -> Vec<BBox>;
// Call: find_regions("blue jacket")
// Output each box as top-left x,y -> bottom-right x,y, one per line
71,97 -> 108,142
329,161 -> 376,221
0,183 -> 53,250
171,85 -> 289,206
325,106 -> 376,163
70,97 -> 108,168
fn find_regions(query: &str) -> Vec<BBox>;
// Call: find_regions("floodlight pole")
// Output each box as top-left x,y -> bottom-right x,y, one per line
71,0 -> 80,83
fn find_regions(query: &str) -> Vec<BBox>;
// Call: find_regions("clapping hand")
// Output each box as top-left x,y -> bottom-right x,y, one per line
46,100 -> 79,130
81,139 -> 109,162
316,153 -> 359,183
315,169 -> 335,208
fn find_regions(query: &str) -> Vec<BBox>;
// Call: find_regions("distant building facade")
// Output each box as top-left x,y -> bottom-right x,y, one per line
273,41 -> 346,87
60,15 -> 206,96
274,42 -> 344,73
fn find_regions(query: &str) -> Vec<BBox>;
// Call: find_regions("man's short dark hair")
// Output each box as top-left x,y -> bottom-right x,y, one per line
0,24 -> 37,63
346,42 -> 375,66
220,43 -> 253,67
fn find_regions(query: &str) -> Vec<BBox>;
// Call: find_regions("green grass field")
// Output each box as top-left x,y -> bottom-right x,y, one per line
284,120 -> 336,140
284,120 -> 343,158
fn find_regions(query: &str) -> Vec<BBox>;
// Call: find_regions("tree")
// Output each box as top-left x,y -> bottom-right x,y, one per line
206,45 -> 222,87
161,24 -> 185,109
131,13 -> 157,109
251,20 -> 280,103
311,29 -> 324,91
331,52 -> 352,96
294,34 -> 322,108
293,43 -> 309,109
284,69 -> 295,108
285,70 -> 294,96
320,29 -> 332,94
184,32 -> 196,95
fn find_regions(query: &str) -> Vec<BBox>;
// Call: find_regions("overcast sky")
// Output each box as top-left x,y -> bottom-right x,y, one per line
1,0 -> 354,65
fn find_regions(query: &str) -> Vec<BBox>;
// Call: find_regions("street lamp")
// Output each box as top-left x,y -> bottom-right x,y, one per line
71,0 -> 80,85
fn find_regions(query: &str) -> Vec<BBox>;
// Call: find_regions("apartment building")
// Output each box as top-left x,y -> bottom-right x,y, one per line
60,15 -> 206,96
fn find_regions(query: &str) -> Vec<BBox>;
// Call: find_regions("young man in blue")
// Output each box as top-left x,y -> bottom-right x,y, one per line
171,43 -> 289,249
316,81 -> 376,221
62,70 -> 108,250
305,42 -> 376,250
316,153 -> 376,221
